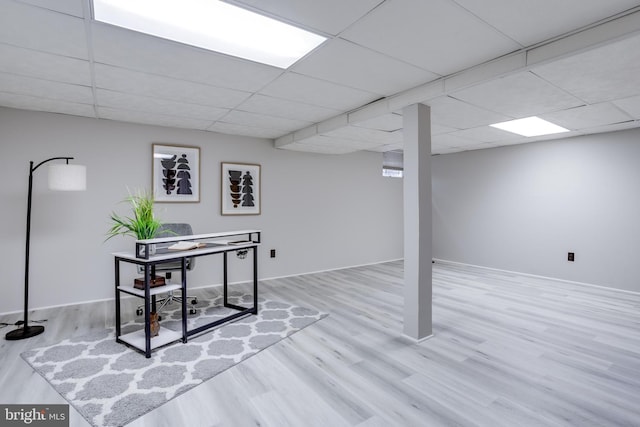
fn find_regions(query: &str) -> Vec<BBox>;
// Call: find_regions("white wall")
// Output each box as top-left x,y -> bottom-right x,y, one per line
0,108 -> 403,314
432,128 -> 640,293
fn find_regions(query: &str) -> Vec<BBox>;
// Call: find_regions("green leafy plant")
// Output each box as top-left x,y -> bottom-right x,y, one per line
106,189 -> 163,241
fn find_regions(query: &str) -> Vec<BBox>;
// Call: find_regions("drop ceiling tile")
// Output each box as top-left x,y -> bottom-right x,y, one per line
1,0 -> 635,153
91,23 -> 283,92
460,142 -> 502,152
301,134 -> 382,150
98,107 -> 212,130
259,72 -> 379,111
14,0 -> 84,17
497,131 -> 579,146
432,145 -> 463,155
94,64 -> 251,109
367,142 -> 404,152
532,34 -> 640,103
352,112 -> 403,131
349,99 -> 392,124
390,80 -> 446,111
284,135 -> 373,153
451,0 -> 640,46
450,126 -> 521,143
451,71 -> 584,117
540,102 -> 633,130
293,135 -> 337,146
209,122 -> 285,139
577,120 -> 640,135
0,44 -> 91,85
292,38 -> 438,95
0,1 -> 87,59
96,89 -> 229,121
431,122 -> 459,135
341,0 -> 520,75
236,94 -> 340,123
0,72 -> 93,104
429,96 -> 512,129
221,110 -> 312,132
0,92 -> 95,117
322,125 -> 399,144
227,0 -> 384,35
280,142 -> 359,154
612,95 -> 640,119
432,133 -> 477,148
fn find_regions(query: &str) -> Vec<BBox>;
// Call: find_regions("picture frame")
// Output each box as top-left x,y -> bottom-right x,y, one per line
152,144 -> 200,203
221,162 -> 261,215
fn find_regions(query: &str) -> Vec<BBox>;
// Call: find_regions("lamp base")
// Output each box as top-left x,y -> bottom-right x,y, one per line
5,325 -> 45,340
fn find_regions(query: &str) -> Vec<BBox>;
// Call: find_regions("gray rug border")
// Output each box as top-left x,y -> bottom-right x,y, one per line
21,308 -> 328,427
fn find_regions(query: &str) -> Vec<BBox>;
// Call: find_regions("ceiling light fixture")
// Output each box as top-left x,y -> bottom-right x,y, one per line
92,0 -> 327,69
490,116 -> 570,137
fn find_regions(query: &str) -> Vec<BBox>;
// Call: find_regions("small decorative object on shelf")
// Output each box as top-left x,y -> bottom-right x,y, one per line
133,276 -> 166,290
150,312 -> 160,337
236,249 -> 248,259
168,241 -> 206,251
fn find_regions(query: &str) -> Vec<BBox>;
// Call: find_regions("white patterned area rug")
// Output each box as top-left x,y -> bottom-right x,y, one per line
21,295 -> 327,427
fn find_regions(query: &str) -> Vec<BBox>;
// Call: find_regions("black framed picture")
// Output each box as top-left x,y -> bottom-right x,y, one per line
152,144 -> 200,202
221,162 -> 261,215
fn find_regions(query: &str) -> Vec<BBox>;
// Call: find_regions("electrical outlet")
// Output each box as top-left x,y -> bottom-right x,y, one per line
568,252 -> 575,262
270,249 -> 276,258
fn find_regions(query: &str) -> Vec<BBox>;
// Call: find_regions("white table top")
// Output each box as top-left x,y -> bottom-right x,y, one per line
136,229 -> 260,244
113,230 -> 261,262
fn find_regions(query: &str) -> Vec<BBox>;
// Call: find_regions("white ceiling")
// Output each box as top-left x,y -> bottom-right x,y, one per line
1,0 -> 640,154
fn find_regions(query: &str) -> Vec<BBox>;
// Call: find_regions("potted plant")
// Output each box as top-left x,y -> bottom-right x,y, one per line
107,190 -> 167,329
106,189 -> 163,243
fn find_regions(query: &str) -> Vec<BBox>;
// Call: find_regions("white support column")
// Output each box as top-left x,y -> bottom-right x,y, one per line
402,103 -> 433,341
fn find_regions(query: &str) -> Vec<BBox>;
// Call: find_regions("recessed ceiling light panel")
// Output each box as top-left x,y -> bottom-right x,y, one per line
92,0 -> 327,69
490,116 -> 570,137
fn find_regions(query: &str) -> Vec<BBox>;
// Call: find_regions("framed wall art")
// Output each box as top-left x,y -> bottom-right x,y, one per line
221,162 -> 261,215
152,144 -> 200,202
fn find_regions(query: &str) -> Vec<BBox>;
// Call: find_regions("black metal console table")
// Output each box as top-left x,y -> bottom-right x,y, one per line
113,230 -> 260,358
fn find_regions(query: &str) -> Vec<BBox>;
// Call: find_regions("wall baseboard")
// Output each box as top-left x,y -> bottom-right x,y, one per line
259,258 -> 404,282
0,258 -> 405,316
5,257 -> 634,317
433,258 -> 640,297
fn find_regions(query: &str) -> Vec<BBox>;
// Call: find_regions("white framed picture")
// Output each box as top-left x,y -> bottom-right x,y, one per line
152,144 -> 200,203
221,162 -> 261,215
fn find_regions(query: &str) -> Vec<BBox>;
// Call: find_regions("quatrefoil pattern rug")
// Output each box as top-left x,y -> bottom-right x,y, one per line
21,295 -> 327,427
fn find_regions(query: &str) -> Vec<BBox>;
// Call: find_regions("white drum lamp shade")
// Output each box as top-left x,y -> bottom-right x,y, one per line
48,164 -> 87,191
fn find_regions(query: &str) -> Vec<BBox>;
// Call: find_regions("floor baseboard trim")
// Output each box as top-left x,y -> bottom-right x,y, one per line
0,259 -> 404,316
259,258 -> 404,283
402,333 -> 434,344
433,258 -> 640,297
14,257 -> 634,317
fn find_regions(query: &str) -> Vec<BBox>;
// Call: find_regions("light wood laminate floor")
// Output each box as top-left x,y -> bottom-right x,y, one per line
1,261 -> 639,426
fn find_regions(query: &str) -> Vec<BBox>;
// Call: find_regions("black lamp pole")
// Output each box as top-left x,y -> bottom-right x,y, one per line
5,157 -> 74,340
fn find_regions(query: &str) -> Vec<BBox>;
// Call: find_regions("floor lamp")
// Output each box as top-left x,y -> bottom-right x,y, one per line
5,157 -> 86,341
